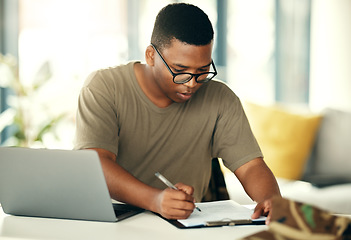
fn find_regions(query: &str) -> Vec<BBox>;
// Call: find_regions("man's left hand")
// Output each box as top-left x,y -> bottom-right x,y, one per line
251,197 -> 278,225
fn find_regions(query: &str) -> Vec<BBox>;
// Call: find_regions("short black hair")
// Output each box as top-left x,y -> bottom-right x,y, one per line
151,3 -> 214,50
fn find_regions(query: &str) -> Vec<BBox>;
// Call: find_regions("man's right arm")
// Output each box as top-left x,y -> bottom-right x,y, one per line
89,148 -> 195,219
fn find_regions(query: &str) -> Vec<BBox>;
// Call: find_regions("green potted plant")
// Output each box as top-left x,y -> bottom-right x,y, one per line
0,53 -> 67,147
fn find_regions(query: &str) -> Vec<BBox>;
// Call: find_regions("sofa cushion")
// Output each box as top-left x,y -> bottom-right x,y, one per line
243,102 -> 322,180
306,108 -> 351,183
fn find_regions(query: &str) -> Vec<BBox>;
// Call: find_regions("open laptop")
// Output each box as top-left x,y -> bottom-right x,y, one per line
0,147 -> 144,222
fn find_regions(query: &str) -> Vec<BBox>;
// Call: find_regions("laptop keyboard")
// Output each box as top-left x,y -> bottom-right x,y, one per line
112,203 -> 144,219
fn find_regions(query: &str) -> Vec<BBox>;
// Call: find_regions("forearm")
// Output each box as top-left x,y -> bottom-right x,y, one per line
91,148 -> 162,213
234,158 -> 281,203
90,148 -> 195,219
100,156 -> 161,211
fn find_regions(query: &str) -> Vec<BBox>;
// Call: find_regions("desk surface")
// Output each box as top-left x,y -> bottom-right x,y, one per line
0,207 -> 267,240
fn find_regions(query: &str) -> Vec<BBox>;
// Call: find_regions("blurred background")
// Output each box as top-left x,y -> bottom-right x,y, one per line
0,0 -> 350,149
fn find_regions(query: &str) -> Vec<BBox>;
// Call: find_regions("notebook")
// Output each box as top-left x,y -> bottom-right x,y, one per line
0,147 -> 144,222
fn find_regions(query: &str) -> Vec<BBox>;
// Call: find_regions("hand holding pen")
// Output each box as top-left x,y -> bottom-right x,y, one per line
155,172 -> 201,213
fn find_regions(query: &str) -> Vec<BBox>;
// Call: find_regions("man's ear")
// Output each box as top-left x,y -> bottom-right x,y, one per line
145,45 -> 155,66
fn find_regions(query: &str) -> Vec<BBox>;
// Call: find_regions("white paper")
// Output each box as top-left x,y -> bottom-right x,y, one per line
178,200 -> 255,227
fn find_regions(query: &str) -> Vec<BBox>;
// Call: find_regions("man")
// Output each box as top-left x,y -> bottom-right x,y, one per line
74,3 -> 280,222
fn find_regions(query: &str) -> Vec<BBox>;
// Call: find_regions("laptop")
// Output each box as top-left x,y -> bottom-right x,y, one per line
0,147 -> 144,222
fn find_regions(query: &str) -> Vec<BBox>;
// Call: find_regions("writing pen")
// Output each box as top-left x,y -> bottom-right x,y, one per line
155,172 -> 201,212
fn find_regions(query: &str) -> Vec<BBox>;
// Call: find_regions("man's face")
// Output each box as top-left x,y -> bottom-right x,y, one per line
152,39 -> 213,104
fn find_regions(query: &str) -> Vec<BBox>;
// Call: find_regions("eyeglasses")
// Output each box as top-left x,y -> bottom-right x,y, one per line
151,43 -> 217,84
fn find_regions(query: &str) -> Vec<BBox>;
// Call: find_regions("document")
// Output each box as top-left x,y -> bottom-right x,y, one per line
177,200 -> 264,227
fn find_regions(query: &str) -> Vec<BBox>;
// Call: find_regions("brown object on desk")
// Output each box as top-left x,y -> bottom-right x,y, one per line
241,197 -> 351,240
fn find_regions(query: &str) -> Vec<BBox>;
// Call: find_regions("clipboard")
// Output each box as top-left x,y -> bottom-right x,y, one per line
161,216 -> 266,229
155,200 -> 267,229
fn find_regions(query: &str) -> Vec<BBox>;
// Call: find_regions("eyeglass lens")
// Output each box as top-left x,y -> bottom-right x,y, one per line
174,72 -> 215,84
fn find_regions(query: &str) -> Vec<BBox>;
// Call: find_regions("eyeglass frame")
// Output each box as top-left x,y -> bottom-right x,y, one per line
151,43 -> 217,84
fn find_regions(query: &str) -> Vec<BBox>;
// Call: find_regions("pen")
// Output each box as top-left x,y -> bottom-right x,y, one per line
155,172 -> 201,212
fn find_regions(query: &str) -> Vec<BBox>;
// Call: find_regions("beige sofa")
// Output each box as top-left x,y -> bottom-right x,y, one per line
222,104 -> 351,214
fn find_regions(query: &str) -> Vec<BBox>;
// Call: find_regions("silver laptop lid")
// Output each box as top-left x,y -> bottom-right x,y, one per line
0,148 -> 118,222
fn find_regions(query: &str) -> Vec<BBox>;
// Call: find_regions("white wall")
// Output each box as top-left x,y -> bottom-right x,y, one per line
309,0 -> 351,112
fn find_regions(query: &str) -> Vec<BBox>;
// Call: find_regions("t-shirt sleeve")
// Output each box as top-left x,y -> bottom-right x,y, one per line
74,71 -> 119,155
211,85 -> 263,172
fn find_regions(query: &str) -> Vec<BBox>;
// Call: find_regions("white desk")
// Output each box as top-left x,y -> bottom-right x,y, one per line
0,207 -> 267,240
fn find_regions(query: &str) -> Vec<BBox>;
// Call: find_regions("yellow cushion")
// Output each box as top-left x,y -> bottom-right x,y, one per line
243,102 -> 322,180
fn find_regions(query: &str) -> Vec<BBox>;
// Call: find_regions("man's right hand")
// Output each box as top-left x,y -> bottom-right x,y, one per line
155,182 -> 196,219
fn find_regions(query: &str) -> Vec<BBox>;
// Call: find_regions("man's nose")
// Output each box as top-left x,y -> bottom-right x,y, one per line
183,76 -> 197,88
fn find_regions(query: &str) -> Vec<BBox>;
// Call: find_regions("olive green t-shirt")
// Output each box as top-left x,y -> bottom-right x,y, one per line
74,62 -> 262,201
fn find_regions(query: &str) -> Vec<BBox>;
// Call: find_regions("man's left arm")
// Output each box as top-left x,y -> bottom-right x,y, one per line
234,157 -> 281,224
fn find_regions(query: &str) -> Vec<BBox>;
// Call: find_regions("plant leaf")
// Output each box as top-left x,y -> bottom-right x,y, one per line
0,108 -> 16,132
34,113 -> 67,142
32,61 -> 53,90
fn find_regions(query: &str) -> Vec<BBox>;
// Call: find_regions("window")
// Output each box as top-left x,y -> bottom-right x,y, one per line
275,0 -> 311,104
226,0 -> 275,104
